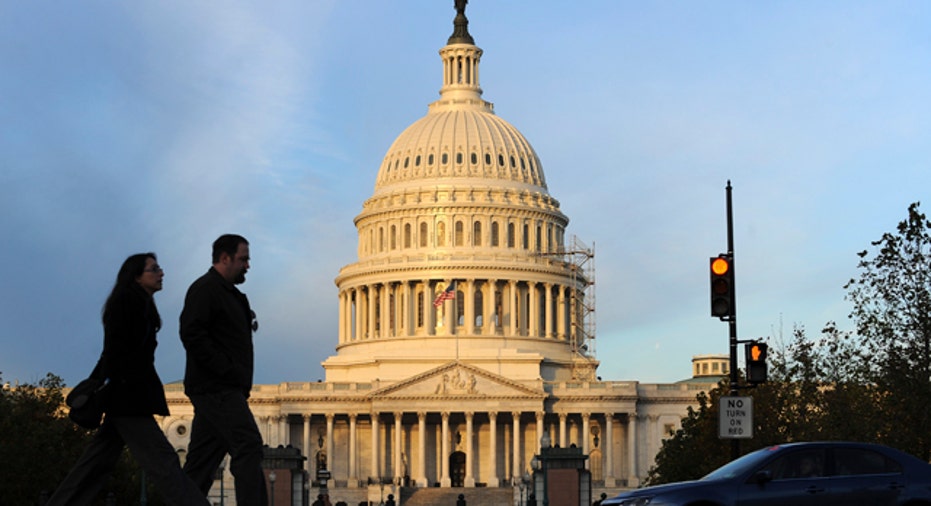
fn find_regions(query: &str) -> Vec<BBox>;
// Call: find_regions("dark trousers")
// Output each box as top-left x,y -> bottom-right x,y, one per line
47,416 -> 208,506
183,389 -> 268,506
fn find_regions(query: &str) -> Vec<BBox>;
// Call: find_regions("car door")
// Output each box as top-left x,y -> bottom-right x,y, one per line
737,448 -> 831,506
823,447 -> 904,506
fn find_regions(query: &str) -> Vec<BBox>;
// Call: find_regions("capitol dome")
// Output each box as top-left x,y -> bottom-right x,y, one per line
329,3 -> 593,385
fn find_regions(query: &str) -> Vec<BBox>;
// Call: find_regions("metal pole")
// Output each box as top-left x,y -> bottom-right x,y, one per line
726,181 -> 740,461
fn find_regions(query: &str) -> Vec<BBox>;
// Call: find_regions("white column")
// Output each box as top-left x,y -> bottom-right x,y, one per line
303,415 -> 312,474
380,284 -> 389,339
465,412 -> 475,487
488,411 -> 499,487
367,285 -> 376,339
511,412 -> 521,481
544,283 -> 554,338
484,279 -> 496,335
582,413 -> 591,469
528,281 -> 539,337
349,414 -> 359,487
557,286 -> 566,340
465,279 -> 476,335
427,282 -> 437,336
604,414 -> 616,487
441,412 -> 451,487
627,413 -> 640,487
416,412 -> 428,488
279,416 -> 288,446
508,281 -> 518,337
405,282 -> 415,337
371,413 -> 380,480
326,414 -> 334,472
355,288 -> 363,341
536,412 -> 545,451
444,281 -> 455,333
394,412 -> 403,484
559,413 -> 567,448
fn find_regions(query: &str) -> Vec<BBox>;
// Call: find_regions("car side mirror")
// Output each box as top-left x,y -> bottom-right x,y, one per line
753,470 -> 773,485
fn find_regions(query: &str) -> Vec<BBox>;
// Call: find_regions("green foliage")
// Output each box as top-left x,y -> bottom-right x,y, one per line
646,202 -> 931,484
0,373 -> 91,505
845,202 -> 931,459
0,372 -> 166,505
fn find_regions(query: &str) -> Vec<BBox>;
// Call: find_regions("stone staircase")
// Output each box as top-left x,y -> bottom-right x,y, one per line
401,487 -> 514,506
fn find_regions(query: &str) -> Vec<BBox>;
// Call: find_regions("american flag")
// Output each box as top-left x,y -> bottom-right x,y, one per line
433,281 -> 457,307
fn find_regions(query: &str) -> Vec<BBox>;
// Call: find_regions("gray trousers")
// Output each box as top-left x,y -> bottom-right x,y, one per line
47,415 -> 209,506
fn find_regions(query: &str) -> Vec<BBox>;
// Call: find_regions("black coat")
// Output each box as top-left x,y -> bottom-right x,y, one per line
101,284 -> 170,416
180,268 -> 255,397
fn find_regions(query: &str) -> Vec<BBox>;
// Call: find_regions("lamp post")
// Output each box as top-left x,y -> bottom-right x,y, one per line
268,471 -> 276,506
539,432 -> 551,506
216,463 -> 225,506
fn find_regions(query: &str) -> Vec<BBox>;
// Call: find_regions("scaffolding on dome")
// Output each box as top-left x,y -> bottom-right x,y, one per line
540,235 -> 597,379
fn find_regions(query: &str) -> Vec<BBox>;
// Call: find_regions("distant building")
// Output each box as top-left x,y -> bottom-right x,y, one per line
161,5 -> 718,504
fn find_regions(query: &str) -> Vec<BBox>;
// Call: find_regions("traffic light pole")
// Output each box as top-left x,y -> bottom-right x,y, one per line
725,181 -> 740,461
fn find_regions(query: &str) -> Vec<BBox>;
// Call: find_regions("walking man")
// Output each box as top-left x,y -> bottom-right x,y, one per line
180,234 -> 267,506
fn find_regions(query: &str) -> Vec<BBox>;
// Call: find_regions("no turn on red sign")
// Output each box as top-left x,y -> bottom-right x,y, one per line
719,396 -> 753,439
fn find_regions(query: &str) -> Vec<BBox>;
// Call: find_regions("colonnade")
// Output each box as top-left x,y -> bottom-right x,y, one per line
338,278 -> 584,344
257,409 -> 641,489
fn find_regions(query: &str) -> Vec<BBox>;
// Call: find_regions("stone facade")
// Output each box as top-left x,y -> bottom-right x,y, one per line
159,5 -> 717,504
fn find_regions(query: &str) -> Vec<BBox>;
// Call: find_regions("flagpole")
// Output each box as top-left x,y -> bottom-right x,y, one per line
454,281 -> 459,361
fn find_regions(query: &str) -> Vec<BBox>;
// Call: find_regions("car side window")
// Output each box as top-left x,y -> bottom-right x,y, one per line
834,448 -> 902,476
764,449 -> 825,480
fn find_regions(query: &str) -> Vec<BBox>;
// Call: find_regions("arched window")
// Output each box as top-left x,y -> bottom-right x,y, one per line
455,221 -> 464,246
473,221 -> 482,246
404,223 -> 412,248
522,224 -> 529,250
507,223 -> 515,248
390,225 -> 397,250
437,222 -> 446,247
491,222 -> 499,247
535,225 -> 541,252
379,227 -> 385,252
420,222 -> 428,247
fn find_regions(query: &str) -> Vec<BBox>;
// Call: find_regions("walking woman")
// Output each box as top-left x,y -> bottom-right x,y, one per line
48,253 -> 209,506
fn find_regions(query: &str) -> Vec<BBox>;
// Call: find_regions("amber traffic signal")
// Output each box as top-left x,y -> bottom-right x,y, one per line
746,341 -> 768,384
710,255 -> 734,319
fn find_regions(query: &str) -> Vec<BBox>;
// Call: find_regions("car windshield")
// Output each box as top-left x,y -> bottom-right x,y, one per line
702,447 -> 780,481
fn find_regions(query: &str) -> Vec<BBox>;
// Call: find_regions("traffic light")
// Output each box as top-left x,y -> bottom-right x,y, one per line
710,254 -> 734,319
746,341 -> 768,384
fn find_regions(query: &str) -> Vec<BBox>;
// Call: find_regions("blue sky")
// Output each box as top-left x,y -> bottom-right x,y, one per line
2,1 -> 930,387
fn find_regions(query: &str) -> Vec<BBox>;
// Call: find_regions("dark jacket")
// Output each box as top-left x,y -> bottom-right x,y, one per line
101,284 -> 170,416
180,268 -> 255,396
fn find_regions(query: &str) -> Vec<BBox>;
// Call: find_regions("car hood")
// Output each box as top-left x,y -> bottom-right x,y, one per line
613,479 -> 707,498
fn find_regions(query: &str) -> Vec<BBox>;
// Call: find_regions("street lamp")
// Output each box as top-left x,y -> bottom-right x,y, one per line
539,433 -> 551,506
268,471 -> 276,506
216,463 -> 225,506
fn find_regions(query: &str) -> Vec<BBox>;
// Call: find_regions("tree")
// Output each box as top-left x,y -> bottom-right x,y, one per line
0,372 -> 166,505
647,202 -> 931,483
0,373 -> 90,504
845,202 -> 931,460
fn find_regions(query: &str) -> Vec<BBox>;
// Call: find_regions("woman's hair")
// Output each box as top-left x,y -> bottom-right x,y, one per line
102,252 -> 161,330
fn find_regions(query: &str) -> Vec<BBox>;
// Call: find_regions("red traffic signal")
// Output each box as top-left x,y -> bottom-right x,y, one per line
746,341 -> 768,384
710,255 -> 734,319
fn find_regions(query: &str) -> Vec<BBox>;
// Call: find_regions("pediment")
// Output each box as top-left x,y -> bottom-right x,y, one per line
368,361 -> 544,400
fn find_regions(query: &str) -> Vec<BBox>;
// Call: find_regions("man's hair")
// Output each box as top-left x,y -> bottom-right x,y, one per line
212,234 -> 249,263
